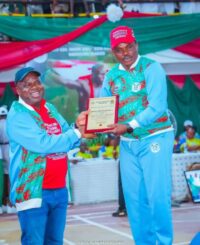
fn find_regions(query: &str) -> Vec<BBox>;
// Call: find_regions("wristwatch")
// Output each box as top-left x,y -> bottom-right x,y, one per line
126,124 -> 133,134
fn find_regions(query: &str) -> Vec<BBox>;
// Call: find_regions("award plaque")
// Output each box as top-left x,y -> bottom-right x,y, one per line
85,96 -> 119,133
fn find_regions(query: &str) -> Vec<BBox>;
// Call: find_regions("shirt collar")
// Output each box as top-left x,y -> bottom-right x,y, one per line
119,55 -> 140,71
18,97 -> 34,111
18,97 -> 46,112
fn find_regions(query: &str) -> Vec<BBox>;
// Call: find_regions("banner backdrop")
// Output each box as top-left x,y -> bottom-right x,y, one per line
0,42 -> 113,123
0,42 -> 199,137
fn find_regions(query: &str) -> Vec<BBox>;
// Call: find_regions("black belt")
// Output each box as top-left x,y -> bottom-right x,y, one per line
0,142 -> 9,145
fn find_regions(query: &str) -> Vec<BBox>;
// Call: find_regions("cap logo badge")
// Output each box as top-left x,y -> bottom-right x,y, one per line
113,30 -> 128,39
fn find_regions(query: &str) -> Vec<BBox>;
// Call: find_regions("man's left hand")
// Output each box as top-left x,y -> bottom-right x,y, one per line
76,110 -> 89,127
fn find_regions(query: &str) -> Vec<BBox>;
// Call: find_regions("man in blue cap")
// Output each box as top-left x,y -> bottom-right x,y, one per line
6,67 -> 90,245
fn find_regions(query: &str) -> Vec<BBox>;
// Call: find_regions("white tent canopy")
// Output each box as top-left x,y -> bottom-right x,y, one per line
145,49 -> 200,75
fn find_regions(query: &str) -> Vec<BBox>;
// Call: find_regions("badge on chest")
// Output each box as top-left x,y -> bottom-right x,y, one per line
132,82 -> 141,93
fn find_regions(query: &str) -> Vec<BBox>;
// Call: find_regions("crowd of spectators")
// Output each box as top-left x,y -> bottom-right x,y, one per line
70,118 -> 200,158
0,0 -> 200,16
0,0 -> 107,16
71,135 -> 120,161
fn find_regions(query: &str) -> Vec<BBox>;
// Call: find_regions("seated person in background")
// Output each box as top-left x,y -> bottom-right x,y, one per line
179,120 -> 200,141
100,136 -> 120,159
179,1 -> 200,14
180,126 -> 200,153
70,0 -> 90,16
9,3 -> 26,14
26,0 -> 52,15
102,0 -> 125,10
26,0 -> 43,15
76,141 -> 93,159
51,0 -> 69,14
0,3 -> 9,14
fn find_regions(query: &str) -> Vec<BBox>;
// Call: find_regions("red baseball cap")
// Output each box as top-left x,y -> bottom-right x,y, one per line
110,26 -> 136,49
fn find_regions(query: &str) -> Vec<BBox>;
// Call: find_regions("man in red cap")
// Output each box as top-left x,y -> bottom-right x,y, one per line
101,26 -> 174,245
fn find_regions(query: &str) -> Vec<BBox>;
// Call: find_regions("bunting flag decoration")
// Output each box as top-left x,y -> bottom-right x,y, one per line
0,12 -> 199,70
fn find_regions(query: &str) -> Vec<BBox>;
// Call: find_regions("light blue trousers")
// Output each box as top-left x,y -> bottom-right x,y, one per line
120,131 -> 174,245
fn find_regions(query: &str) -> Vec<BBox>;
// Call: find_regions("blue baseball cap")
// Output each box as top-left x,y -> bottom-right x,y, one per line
15,67 -> 40,84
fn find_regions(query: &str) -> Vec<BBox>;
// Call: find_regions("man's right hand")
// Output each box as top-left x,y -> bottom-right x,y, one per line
76,111 -> 96,138
103,123 -> 128,136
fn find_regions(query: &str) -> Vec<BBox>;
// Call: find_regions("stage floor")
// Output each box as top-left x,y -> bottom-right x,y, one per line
0,201 -> 199,245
